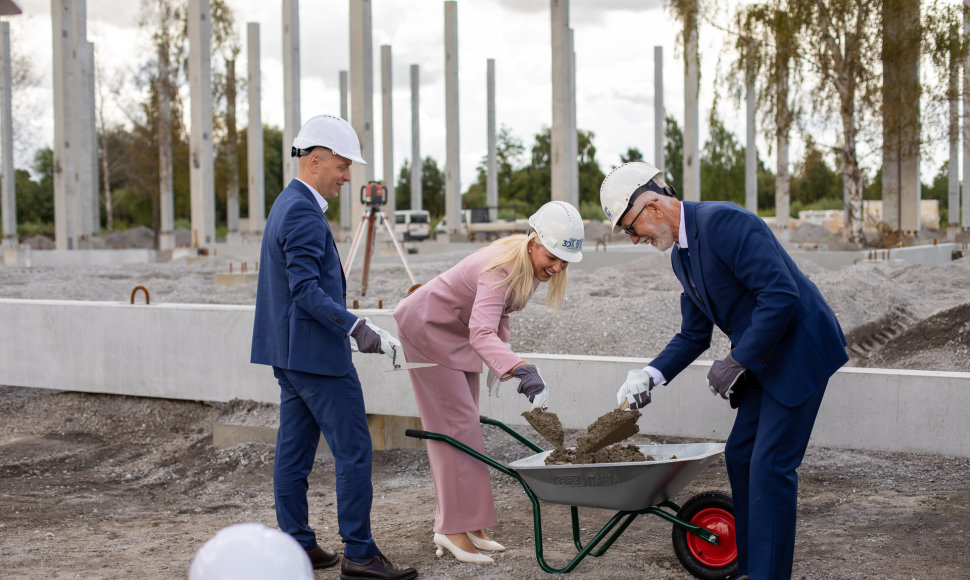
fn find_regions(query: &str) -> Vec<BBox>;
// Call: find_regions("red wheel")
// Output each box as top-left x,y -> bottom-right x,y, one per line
686,507 -> 736,568
672,491 -> 738,580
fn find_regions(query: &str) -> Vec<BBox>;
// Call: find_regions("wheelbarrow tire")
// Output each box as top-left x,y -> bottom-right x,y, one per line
671,490 -> 738,580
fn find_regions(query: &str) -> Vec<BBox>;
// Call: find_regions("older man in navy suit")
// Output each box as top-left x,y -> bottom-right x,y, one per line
600,162 -> 848,580
251,114 -> 416,580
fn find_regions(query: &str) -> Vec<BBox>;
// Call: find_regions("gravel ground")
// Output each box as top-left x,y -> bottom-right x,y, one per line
1,227 -> 969,579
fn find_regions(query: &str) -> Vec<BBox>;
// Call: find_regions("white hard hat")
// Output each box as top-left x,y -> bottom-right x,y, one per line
292,114 -> 367,165
599,162 -> 676,234
528,201 -> 584,263
188,523 -> 314,580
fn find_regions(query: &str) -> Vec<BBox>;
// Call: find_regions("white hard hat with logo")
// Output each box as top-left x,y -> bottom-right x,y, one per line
599,161 -> 677,234
292,114 -> 367,165
528,201 -> 584,263
188,523 -> 313,580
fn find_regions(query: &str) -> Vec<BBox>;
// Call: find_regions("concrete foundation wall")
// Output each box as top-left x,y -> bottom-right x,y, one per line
1,300 -> 968,457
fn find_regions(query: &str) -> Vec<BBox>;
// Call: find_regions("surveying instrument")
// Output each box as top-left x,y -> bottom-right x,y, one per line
343,181 -> 419,296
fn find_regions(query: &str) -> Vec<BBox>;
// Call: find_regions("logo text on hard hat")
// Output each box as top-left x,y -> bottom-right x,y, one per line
561,238 -> 583,250
603,206 -> 613,220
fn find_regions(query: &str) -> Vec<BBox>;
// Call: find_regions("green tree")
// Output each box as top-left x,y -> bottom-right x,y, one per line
13,148 -> 55,237
396,157 -> 445,217
700,112 -> 746,204
921,161 -> 949,228
664,115 -> 684,189
790,136 -> 842,211
620,147 -> 644,163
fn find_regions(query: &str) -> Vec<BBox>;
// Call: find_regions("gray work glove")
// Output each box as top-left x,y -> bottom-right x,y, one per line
617,369 -> 654,409
513,364 -> 548,409
486,342 -> 513,397
350,318 -> 401,365
707,352 -> 745,399
364,318 -> 401,363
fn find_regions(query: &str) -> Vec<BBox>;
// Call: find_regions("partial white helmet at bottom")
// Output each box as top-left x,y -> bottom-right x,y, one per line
600,161 -> 666,233
528,201 -> 584,263
189,523 -> 314,580
292,114 -> 367,165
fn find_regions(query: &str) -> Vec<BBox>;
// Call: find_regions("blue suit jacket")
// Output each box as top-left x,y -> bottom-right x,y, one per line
251,179 -> 358,376
651,201 -> 848,407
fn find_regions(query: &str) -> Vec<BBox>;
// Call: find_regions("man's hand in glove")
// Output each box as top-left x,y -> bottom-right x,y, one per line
351,318 -> 401,364
486,342 -> 513,397
707,352 -> 745,399
512,364 -> 548,408
616,369 -> 655,409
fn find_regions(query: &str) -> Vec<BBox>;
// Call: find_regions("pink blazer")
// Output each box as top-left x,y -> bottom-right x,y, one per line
393,245 -> 538,376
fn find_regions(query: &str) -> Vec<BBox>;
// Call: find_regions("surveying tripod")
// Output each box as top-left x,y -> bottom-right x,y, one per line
343,181 -> 418,296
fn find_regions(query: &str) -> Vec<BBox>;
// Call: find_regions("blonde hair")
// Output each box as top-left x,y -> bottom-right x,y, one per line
481,233 -> 569,313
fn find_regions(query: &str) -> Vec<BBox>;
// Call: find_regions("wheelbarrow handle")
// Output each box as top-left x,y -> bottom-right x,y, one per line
405,428 -> 432,439
479,415 -> 544,453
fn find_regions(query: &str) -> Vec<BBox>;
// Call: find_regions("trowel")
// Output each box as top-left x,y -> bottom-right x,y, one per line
385,345 -> 438,372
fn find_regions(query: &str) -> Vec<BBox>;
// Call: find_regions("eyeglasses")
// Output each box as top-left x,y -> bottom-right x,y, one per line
620,204 -> 647,237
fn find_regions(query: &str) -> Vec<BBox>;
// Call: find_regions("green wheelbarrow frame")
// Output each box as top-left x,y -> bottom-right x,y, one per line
405,415 -> 727,575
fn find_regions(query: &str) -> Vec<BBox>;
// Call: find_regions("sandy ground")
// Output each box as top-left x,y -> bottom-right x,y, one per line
2,229 -> 970,579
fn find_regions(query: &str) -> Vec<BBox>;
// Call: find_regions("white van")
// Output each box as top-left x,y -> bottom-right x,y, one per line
393,210 -> 431,241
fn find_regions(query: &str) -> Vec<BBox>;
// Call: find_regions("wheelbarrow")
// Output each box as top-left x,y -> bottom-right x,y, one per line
405,416 -> 737,579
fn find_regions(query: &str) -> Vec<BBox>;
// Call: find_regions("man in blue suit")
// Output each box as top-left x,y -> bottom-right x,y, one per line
251,114 -> 417,580
600,162 -> 847,580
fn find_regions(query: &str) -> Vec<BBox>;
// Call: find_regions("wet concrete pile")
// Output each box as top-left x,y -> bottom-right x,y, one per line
522,407 -> 648,465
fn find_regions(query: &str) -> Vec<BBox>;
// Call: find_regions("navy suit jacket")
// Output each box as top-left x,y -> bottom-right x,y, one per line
651,201 -> 848,407
251,179 -> 358,376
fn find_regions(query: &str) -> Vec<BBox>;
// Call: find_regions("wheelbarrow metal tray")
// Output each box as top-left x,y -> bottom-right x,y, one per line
507,442 -> 725,511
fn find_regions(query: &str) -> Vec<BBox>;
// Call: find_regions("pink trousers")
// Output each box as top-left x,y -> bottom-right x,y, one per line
399,336 -> 498,535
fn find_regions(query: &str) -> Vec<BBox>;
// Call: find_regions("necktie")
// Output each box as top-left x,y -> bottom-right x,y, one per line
679,247 -> 701,300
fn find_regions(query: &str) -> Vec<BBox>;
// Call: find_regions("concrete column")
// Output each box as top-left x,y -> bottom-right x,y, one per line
654,45 -> 664,171
225,57 -> 239,241
683,19 -> 700,202
566,27 -> 578,207
52,0 -> 78,250
948,50 -> 959,233
963,0 -> 970,229
444,0 -> 459,233
78,40 -> 97,238
776,57 -> 791,230
188,0 -> 216,247
0,22 -> 14,248
158,40 -> 175,250
282,0 -> 300,187
410,64 -> 421,212
350,0 -> 375,232
883,0 -> 920,233
246,22 -> 265,234
550,0 -> 568,203
745,49 -> 757,213
486,58 -> 497,222
339,70 -> 350,227
381,44 -> 395,217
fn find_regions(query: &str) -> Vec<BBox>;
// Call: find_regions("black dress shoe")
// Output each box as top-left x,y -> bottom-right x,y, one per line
340,552 -> 418,580
305,544 -> 340,569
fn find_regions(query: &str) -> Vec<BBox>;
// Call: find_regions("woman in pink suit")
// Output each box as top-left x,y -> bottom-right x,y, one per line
393,201 -> 585,564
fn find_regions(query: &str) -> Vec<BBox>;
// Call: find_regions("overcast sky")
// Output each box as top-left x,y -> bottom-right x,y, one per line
11,0 -> 784,190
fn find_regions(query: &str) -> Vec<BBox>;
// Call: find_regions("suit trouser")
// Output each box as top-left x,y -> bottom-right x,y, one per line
398,336 -> 498,535
725,375 -> 826,580
272,366 -> 379,561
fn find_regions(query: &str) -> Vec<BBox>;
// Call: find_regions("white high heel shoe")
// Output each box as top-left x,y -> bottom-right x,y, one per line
466,532 -> 506,552
433,533 -> 494,564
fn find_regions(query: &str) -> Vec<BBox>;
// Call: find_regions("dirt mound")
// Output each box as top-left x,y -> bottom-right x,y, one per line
865,302 -> 970,371
102,225 -> 157,249
22,234 -> 55,249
